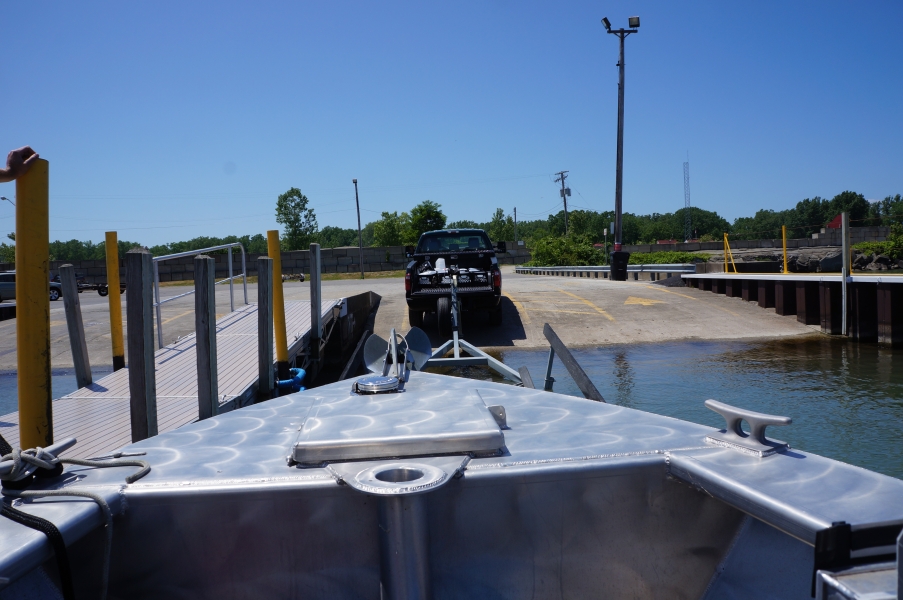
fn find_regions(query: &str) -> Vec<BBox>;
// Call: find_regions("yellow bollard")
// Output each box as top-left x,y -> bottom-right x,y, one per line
105,231 -> 125,370
16,159 -> 52,448
782,225 -> 789,274
266,230 -> 290,381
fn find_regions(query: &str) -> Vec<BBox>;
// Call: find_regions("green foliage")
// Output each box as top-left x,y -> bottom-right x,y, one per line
627,252 -> 707,264
731,191 -> 872,240
0,233 -> 14,263
372,211 -> 409,247
853,223 -> 903,260
867,194 -> 903,226
45,237 -> 142,261
525,234 -> 604,267
487,208 -> 514,242
407,200 -> 446,243
318,226 -> 359,248
275,187 -> 318,251
148,234 -> 267,257
447,219 -> 480,229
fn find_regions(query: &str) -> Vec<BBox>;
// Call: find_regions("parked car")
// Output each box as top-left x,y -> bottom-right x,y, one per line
0,271 -> 64,302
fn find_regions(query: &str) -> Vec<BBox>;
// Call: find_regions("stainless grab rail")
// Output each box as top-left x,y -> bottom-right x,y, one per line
152,242 -> 248,348
516,263 -> 697,274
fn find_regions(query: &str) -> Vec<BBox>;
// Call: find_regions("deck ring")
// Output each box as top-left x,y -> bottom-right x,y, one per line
352,462 -> 448,496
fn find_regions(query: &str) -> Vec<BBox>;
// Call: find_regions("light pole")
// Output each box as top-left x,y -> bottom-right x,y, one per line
0,196 -> 14,207
352,179 -> 364,279
602,15 -> 640,281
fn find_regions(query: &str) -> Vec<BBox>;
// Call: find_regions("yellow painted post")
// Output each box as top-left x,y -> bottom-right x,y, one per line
16,159 -> 52,448
782,226 -> 789,274
267,230 -> 290,381
723,233 -> 728,273
105,231 -> 125,370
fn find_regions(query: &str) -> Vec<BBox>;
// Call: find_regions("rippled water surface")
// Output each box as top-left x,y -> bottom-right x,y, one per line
490,338 -> 902,479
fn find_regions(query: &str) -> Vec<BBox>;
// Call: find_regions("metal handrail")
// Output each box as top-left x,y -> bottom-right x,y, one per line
152,242 -> 248,347
516,263 -> 696,273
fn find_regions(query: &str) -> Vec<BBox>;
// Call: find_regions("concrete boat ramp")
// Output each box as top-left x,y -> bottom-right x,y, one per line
0,299 -> 341,458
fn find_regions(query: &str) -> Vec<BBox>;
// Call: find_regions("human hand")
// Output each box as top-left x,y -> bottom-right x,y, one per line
0,146 -> 40,183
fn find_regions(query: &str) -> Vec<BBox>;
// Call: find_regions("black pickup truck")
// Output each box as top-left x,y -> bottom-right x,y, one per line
405,229 -> 505,336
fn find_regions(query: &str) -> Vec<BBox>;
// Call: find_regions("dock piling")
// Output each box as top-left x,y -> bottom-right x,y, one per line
310,243 -> 322,363
267,231 -> 290,382
194,255 -> 218,420
16,158 -> 52,448
257,257 -> 275,401
126,247 -> 158,442
105,231 -> 125,370
60,264 -> 92,389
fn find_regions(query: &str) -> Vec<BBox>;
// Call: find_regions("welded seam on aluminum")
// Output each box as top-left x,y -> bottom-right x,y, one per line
466,446 -> 711,470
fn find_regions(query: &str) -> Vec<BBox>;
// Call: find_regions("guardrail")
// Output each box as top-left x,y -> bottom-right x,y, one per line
153,243 -> 248,347
515,264 -> 696,280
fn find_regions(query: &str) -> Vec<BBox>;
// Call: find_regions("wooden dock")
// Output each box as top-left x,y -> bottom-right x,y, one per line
0,299 -> 341,458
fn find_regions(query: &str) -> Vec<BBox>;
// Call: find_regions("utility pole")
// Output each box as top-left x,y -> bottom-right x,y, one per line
602,15 -> 640,281
683,159 -> 692,242
513,207 -> 518,243
554,171 -> 570,235
352,179 -> 364,280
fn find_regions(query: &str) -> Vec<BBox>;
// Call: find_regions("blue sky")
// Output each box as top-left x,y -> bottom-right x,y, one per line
2,1 -> 901,245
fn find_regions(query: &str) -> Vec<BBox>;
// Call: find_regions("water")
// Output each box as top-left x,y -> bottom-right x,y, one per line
0,367 -> 114,417
489,338 -> 903,480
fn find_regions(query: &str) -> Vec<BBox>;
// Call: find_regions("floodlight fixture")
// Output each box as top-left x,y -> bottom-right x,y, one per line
628,16 -> 640,28
601,17 -> 611,31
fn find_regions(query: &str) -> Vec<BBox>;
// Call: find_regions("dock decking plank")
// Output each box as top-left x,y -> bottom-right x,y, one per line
0,300 -> 340,457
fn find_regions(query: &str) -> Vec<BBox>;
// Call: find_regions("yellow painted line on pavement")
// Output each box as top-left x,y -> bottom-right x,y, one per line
556,289 -> 615,321
644,285 -> 740,317
503,291 -> 530,324
529,308 -> 597,315
161,310 -> 194,326
624,296 -> 664,306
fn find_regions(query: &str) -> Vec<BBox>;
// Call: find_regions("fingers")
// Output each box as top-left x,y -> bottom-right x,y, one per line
3,146 -> 40,179
22,152 -> 40,166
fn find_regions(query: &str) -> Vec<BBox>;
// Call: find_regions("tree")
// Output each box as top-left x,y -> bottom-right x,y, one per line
318,226 -> 358,248
0,233 -> 14,263
275,187 -> 318,251
487,208 -> 514,242
407,200 -> 446,243
447,219 -> 480,229
372,211 -> 408,247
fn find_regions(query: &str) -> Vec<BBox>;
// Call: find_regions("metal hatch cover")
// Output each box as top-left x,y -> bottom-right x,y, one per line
291,388 -> 505,465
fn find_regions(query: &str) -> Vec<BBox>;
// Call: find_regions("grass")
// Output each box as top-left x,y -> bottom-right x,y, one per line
157,270 -> 405,287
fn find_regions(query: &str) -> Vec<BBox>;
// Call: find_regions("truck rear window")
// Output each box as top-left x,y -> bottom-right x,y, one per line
417,233 -> 492,253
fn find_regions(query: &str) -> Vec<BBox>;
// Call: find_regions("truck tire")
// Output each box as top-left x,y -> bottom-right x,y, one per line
489,306 -> 503,326
49,288 -> 60,302
436,297 -> 451,338
98,286 -> 109,297
408,308 -> 423,328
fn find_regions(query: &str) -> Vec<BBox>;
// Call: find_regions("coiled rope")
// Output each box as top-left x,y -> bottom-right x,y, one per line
0,438 -> 150,600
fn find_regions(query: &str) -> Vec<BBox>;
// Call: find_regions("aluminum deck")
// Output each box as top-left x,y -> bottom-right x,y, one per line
0,299 -> 341,459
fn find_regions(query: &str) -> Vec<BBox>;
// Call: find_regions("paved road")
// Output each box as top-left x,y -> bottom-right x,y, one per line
0,266 -> 815,371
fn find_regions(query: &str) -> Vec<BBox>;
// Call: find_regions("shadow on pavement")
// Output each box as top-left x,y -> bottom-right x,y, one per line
420,296 -> 527,348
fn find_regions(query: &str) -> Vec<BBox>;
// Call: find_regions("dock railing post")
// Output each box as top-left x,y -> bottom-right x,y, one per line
127,247 -> 158,442
105,231 -> 126,370
195,255 -> 218,420
782,225 -> 789,274
16,158 -> 53,448
257,257 -> 274,402
60,264 -> 92,389
310,243 -> 322,363
267,231 -> 290,382
841,212 -> 849,336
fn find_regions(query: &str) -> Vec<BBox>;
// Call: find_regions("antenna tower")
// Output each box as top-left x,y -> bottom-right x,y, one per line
683,160 -> 691,241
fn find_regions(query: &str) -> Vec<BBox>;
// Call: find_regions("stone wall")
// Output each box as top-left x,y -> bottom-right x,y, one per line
0,242 -> 532,284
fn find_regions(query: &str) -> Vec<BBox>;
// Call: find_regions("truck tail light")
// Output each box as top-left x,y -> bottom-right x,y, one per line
493,270 -> 501,287
405,272 -> 411,292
